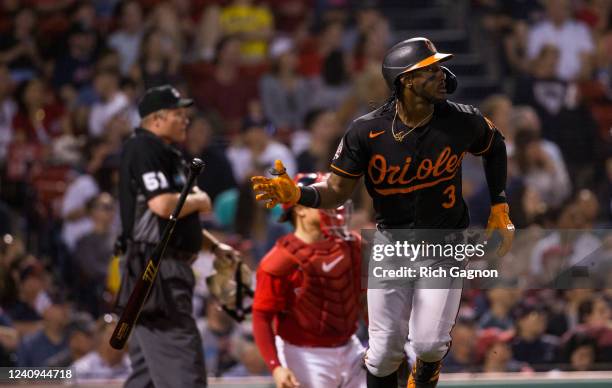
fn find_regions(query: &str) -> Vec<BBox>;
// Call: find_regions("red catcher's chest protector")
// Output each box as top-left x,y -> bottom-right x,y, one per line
277,234 -> 362,341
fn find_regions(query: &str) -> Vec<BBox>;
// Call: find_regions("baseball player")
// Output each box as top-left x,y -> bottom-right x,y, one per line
252,172 -> 365,388
251,37 -> 514,388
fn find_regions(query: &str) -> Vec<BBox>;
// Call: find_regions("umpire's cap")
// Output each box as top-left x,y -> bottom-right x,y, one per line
138,85 -> 193,118
382,37 -> 453,90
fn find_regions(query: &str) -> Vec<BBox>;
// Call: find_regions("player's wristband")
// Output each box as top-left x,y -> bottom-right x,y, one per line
297,186 -> 321,208
490,191 -> 507,205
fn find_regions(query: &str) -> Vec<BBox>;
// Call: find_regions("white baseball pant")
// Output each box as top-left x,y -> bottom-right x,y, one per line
276,335 -> 366,388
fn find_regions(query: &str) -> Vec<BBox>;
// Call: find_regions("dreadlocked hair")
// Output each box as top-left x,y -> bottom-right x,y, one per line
378,79 -> 404,115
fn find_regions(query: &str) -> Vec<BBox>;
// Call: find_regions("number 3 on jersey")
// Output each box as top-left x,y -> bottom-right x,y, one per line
442,185 -> 456,208
143,172 -> 169,191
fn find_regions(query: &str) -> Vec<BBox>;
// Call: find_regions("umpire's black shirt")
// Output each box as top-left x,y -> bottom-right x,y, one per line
119,127 -> 202,253
330,100 -> 497,229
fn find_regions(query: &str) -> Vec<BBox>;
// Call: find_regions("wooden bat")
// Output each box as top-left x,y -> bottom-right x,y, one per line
110,158 -> 205,349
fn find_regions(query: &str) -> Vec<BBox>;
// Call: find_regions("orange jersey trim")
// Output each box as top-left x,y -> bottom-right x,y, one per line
330,164 -> 363,178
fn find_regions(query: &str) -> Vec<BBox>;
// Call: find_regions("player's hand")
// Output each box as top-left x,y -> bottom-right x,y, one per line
207,243 -> 252,307
213,242 -> 241,263
272,366 -> 300,388
485,203 -> 515,257
251,160 -> 300,209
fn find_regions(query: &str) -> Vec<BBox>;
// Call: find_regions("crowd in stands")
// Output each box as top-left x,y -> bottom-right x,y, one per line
0,0 -> 610,380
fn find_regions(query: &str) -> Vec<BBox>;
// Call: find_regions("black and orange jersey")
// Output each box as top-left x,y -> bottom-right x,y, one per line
330,100 -> 497,229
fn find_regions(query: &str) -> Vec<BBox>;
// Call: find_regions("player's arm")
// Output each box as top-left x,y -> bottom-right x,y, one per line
148,189 -> 211,219
252,267 -> 300,388
131,145 -> 211,219
253,121 -> 365,209
470,118 -> 514,256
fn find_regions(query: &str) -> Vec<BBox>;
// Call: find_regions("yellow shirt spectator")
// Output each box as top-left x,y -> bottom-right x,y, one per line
220,3 -> 273,62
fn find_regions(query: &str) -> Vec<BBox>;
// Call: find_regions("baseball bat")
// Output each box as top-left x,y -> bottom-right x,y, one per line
110,158 -> 205,350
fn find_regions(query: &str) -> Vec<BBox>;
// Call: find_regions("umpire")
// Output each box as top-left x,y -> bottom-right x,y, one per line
117,85 -> 238,388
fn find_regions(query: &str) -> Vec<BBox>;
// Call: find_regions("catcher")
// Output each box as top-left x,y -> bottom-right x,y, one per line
252,173 -> 366,388
252,37 -> 514,388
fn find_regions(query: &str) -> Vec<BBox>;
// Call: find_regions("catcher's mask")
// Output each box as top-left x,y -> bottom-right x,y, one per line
278,172 -> 354,240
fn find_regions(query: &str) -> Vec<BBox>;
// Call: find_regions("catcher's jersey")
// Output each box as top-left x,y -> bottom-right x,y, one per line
331,100 -> 496,229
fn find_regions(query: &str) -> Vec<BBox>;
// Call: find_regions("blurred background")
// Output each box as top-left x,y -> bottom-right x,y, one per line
0,0 -> 610,384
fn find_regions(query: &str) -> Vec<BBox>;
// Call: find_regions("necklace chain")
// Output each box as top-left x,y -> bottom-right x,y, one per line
391,105 -> 433,142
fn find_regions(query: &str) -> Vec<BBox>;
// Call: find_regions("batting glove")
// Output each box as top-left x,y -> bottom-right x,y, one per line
485,203 -> 515,257
251,160 -> 300,209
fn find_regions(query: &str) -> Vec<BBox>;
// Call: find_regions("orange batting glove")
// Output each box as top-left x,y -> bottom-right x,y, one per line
485,203 -> 515,257
251,160 -> 300,209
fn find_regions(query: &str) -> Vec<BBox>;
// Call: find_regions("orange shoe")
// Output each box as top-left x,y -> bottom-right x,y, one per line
407,359 -> 441,388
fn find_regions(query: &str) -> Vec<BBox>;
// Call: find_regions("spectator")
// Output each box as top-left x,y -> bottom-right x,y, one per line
7,261 -> 48,337
0,65 -> 17,165
148,2 -> 187,57
511,302 -> 559,370
16,291 -> 70,367
52,24 -> 99,93
222,323 -> 268,377
530,202 -> 601,277
477,328 -> 529,373
59,140 -> 111,253
562,331 -> 598,371
479,289 -> 519,330
219,0 -> 274,64
73,192 -> 116,317
526,0 -> 595,81
309,49 -> 352,110
71,315 -> 131,380
444,316 -> 477,373
200,300 -> 238,377
107,1 -> 144,75
350,15 -> 390,74
0,7 -> 42,82
514,46 -> 601,188
266,0 -> 312,36
0,308 -> 18,366
576,296 -> 612,363
298,20 -> 344,77
294,108 -> 342,173
227,117 -> 296,183
130,28 -> 180,89
88,70 -> 130,138
12,78 -> 65,145
260,37 -> 311,131
183,114 -> 237,202
47,312 -> 96,367
514,129 -> 571,208
192,35 -> 259,136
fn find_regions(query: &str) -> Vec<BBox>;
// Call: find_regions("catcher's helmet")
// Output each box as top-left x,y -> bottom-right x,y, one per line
279,172 -> 353,240
382,37 -> 453,90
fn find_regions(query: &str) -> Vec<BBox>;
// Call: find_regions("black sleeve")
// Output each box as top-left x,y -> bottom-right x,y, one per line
129,142 -> 177,200
468,114 -> 497,156
329,122 -> 367,178
482,131 -> 508,204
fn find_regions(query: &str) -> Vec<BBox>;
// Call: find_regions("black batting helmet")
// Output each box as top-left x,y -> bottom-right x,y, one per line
382,37 -> 453,90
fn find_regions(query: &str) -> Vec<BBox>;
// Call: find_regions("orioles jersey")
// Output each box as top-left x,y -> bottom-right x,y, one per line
330,100 -> 497,229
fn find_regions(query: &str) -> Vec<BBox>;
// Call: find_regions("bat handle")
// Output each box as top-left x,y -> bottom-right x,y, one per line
170,158 -> 205,220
